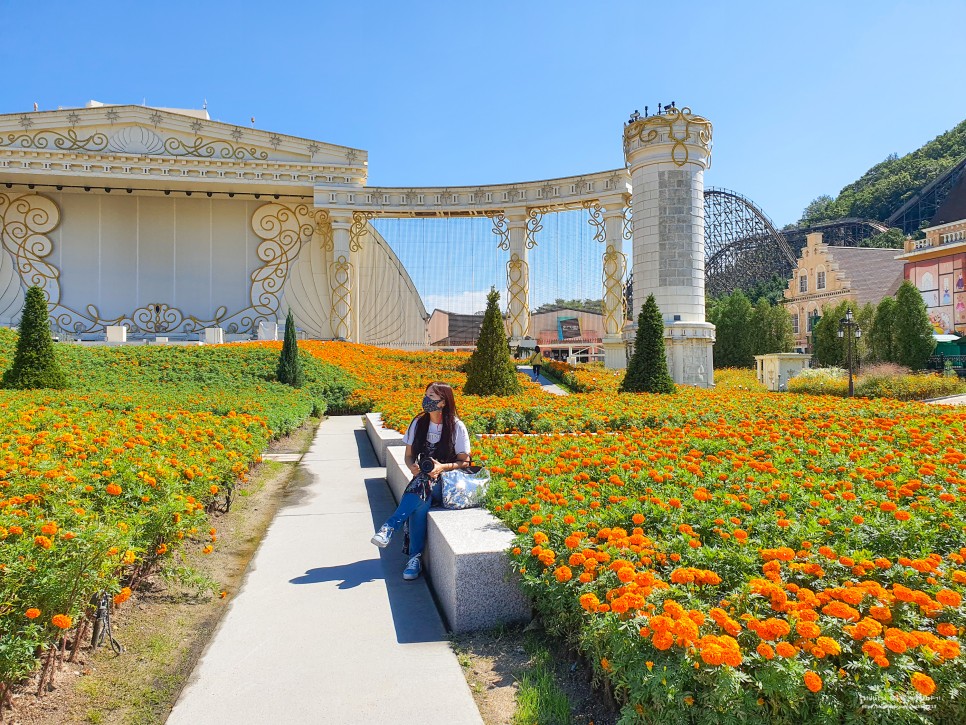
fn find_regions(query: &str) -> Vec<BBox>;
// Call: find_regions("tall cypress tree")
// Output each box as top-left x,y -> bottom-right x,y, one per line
463,289 -> 521,396
2,285 -> 68,390
869,296 -> 897,363
620,294 -> 675,394
276,309 -> 304,388
893,281 -> 935,370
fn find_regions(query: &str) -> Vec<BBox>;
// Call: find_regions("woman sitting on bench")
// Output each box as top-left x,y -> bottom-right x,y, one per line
370,382 -> 471,580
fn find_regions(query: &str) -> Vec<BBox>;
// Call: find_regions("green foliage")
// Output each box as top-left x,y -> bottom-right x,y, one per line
532,297 -> 602,314
870,297 -> 898,363
750,299 -> 794,357
893,281 -> 936,370
861,227 -> 906,249
464,289 -> 521,396
800,119 -> 966,224
1,286 -> 67,390
276,309 -> 304,388
620,295 -> 675,394
709,291 -> 754,368
743,273 -> 790,306
811,300 -> 860,368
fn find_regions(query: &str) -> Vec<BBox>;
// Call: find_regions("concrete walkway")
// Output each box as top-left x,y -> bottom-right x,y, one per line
519,365 -> 569,396
928,393 -> 966,406
168,416 -> 483,725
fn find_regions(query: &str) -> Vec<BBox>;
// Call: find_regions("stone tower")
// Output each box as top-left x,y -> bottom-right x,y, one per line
623,106 -> 715,387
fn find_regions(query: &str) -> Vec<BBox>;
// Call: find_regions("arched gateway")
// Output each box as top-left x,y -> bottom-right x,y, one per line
0,103 -> 715,385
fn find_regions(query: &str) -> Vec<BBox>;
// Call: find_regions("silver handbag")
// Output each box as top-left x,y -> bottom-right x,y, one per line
441,466 -> 491,509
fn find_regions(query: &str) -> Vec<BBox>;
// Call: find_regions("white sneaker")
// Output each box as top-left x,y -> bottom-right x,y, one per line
371,524 -> 393,548
403,554 -> 422,580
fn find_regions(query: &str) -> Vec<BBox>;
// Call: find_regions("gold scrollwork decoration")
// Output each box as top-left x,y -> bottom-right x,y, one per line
349,211 -> 374,253
0,192 -> 62,301
622,106 -> 713,167
506,252 -> 530,337
526,206 -> 550,249
329,255 -> 353,340
582,200 -> 605,243
623,205 -> 633,242
1,128 -> 110,153
163,135 -> 270,161
602,244 -> 628,336
486,211 -> 510,250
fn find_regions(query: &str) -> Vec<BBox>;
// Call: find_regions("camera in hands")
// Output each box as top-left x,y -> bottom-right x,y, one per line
418,456 -> 436,475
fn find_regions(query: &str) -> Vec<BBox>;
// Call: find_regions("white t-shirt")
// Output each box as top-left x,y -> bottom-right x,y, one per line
403,417 -> 471,457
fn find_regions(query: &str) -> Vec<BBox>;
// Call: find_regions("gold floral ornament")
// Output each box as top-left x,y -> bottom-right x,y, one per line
526,207 -> 549,249
328,255 -> 353,340
486,212 -> 510,250
622,106 -> 713,167
583,201 -> 605,243
163,135 -> 269,161
349,211 -> 373,253
506,252 -> 530,337
602,244 -> 628,335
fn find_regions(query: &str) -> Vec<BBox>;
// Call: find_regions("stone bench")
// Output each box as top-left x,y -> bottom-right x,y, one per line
363,413 -> 407,467
365,415 -> 531,633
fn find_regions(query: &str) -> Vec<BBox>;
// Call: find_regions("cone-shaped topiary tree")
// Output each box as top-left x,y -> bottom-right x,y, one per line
463,288 -> 521,396
620,294 -> 675,394
276,309 -> 304,388
2,285 -> 68,390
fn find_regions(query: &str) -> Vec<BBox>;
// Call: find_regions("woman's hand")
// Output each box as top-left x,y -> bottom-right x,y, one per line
428,459 -> 449,480
408,461 -> 421,476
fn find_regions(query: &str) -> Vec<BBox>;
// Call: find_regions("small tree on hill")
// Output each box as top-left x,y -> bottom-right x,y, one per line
750,299 -> 794,357
464,289 -> 520,396
276,309 -> 304,388
812,300 -> 852,368
893,281 -> 935,370
620,294 -> 675,394
1,285 -> 67,390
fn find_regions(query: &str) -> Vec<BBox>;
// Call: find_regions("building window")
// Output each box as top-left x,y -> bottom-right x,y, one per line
806,313 -> 815,333
817,271 -> 826,290
792,313 -> 799,334
799,274 -> 807,293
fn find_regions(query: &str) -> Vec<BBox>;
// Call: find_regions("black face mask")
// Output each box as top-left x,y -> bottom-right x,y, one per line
422,395 -> 441,413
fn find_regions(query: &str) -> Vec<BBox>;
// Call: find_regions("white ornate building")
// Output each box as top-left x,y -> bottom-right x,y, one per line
0,102 -> 716,384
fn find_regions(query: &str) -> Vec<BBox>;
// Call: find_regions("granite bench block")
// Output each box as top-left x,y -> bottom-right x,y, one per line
425,509 -> 531,633
370,421 -> 532,633
364,412 -> 407,467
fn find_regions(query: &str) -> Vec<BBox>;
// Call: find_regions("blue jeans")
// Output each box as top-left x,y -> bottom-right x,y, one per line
385,480 -> 440,557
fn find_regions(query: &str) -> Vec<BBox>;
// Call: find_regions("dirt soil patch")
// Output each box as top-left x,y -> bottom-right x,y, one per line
452,624 -> 618,725
6,418 -> 321,725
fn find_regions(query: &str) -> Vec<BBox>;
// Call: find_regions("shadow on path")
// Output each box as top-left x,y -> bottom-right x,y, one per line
290,559 -> 383,589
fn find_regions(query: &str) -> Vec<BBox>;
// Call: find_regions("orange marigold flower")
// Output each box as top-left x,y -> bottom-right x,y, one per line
911,672 -> 936,697
804,670 -> 822,693
817,636 -> 841,656
796,621 -> 821,639
106,483 -> 122,496
33,535 -> 52,549
113,587 -> 132,605
25,608 -> 41,619
937,623 -> 957,637
652,631 -> 674,650
51,614 -> 72,629
554,565 -> 572,583
936,589 -> 962,608
775,642 -> 798,658
40,521 -> 58,535
756,643 -> 775,660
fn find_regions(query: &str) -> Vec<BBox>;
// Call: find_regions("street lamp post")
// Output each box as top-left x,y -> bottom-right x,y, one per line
837,308 -> 862,397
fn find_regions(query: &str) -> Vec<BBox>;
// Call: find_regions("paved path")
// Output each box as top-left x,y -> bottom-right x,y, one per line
168,416 -> 483,725
929,393 -> 966,406
519,365 -> 569,396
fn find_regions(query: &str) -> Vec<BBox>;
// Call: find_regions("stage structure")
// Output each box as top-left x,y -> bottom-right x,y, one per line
0,103 -> 716,385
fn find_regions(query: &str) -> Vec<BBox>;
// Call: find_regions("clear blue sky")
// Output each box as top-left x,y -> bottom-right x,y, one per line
2,0 -> 964,227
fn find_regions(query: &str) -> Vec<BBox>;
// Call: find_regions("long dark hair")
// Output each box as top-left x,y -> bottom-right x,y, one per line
411,382 -> 459,463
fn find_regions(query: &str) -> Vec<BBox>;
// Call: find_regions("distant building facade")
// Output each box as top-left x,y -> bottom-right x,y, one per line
783,232 -> 905,352
896,176 -> 966,336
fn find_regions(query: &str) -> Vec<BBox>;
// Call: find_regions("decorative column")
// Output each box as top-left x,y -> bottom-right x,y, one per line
328,212 -> 354,341
623,106 -> 715,387
600,195 -> 629,369
505,209 -> 530,342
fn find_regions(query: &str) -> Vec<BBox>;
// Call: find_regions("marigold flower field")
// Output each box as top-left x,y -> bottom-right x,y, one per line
2,337 -> 964,723
308,343 -> 966,724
